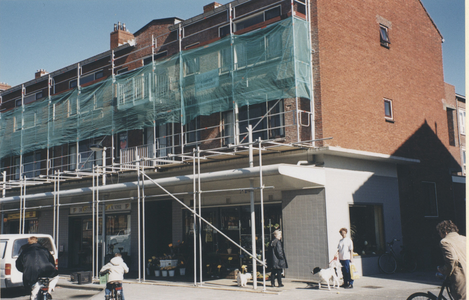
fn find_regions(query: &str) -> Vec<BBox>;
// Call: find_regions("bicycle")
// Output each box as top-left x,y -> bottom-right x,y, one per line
35,277 -> 51,300
378,238 -> 417,274
406,276 -> 454,300
105,282 -> 123,300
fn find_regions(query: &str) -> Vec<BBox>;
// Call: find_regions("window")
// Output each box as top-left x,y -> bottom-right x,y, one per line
238,100 -> 285,141
463,149 -> 466,174
15,92 -> 43,107
185,117 -> 200,144
80,70 -> 104,86
184,57 -> 200,76
219,24 -> 230,38
458,109 -> 465,135
384,99 -> 393,120
234,6 -> 281,32
446,108 -> 456,146
143,51 -> 168,65
23,151 -> 41,178
421,181 -> 438,217
380,25 -> 390,48
219,48 -> 231,73
349,204 -> 385,255
69,79 -> 77,89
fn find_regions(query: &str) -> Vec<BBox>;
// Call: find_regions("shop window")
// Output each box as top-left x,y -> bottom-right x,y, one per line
349,204 -> 385,255
421,181 -> 438,217
106,214 -> 131,257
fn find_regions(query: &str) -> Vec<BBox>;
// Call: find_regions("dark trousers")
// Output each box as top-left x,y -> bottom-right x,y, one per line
105,282 -> 125,300
270,268 -> 283,286
340,259 -> 354,286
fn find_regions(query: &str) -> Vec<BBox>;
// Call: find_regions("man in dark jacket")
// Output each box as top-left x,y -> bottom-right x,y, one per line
268,230 -> 287,287
16,236 -> 59,299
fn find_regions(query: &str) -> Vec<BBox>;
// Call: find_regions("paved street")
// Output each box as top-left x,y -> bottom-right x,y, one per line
54,271 -> 449,300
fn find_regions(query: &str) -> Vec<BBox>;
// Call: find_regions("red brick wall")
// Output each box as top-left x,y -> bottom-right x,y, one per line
313,0 -> 448,156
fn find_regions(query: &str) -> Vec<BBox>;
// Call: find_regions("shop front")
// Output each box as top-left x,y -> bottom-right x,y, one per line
68,202 -> 131,270
2,211 -> 39,234
181,203 -> 282,278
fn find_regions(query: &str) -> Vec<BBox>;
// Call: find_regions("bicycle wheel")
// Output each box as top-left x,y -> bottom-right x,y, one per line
378,253 -> 397,274
116,290 -> 122,300
402,252 -> 418,272
406,292 -> 437,300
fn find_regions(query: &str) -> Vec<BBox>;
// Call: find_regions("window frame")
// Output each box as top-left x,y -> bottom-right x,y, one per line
349,203 -> 385,256
384,98 -> 393,120
421,181 -> 438,217
379,24 -> 390,48
458,109 -> 465,135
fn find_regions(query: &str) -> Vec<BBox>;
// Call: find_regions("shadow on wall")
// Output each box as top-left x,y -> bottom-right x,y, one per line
394,121 -> 462,270
350,121 -> 463,275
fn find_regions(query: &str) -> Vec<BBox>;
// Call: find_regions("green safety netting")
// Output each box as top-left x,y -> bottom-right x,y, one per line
0,17 -> 311,159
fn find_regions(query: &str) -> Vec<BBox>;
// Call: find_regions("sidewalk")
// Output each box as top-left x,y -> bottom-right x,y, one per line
57,271 -> 444,300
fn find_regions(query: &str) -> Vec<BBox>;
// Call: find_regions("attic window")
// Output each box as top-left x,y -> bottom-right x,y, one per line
380,25 -> 390,48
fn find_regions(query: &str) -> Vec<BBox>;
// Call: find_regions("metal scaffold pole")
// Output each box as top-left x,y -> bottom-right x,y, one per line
248,125 -> 257,289
192,150 -> 197,286
137,154 -> 141,282
259,138 -> 266,291
197,147 -> 203,285
92,165 -> 96,279
142,161 -> 146,282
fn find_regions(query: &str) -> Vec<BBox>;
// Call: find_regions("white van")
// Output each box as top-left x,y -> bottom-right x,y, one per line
0,234 -> 58,288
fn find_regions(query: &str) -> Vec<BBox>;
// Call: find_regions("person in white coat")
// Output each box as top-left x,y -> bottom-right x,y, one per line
100,253 -> 129,300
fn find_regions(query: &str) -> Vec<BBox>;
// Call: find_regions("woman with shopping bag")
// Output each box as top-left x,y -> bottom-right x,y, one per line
334,228 -> 355,289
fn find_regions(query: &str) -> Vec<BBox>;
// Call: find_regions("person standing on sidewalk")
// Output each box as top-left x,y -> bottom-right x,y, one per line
334,228 -> 354,289
268,230 -> 288,287
436,220 -> 466,300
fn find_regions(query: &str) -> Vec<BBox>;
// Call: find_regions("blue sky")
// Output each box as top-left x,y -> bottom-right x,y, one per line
0,0 -> 465,95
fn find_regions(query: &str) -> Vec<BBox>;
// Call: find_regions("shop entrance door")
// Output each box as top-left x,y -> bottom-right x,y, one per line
68,217 -> 93,270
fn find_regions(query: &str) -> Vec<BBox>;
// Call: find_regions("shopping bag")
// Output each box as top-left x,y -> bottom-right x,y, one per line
350,263 -> 360,280
99,272 -> 109,285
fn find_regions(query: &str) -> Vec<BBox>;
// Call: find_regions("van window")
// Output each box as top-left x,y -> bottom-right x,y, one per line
0,240 -> 7,259
13,237 -> 55,257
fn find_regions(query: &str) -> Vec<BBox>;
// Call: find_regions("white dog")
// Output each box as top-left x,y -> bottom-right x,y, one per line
237,272 -> 252,287
312,262 -> 341,290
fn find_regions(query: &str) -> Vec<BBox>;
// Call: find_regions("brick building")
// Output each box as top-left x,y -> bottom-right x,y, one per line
0,0 -> 464,283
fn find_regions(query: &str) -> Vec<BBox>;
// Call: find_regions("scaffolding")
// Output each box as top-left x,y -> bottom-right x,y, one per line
0,0 -> 317,292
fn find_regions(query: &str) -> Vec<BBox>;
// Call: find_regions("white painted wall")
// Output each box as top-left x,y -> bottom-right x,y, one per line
323,155 -> 403,275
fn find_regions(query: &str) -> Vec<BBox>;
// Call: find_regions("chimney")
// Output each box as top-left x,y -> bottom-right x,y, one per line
35,69 -> 48,79
203,2 -> 222,13
0,82 -> 11,92
110,21 -> 135,50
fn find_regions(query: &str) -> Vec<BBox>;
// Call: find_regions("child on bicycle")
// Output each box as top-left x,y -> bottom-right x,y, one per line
100,253 -> 129,300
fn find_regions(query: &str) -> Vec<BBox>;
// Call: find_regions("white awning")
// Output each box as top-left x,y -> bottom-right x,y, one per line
0,164 -> 325,203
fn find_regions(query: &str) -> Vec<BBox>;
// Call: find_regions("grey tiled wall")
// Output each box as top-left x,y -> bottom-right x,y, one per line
282,188 -> 328,280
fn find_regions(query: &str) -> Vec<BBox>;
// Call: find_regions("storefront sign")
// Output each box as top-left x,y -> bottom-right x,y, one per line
7,211 -> 36,220
70,202 -> 131,214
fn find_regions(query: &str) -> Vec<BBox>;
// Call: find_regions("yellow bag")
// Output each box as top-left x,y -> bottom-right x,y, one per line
350,263 -> 360,280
